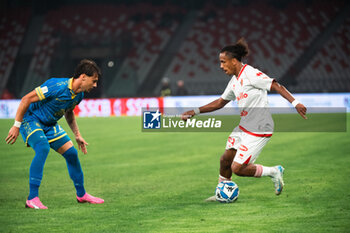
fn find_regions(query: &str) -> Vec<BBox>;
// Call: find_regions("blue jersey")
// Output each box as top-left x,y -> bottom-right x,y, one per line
27,78 -> 83,126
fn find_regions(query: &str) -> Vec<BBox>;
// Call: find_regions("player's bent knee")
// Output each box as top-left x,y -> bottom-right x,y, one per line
231,163 -> 244,176
223,149 -> 236,160
33,141 -> 51,155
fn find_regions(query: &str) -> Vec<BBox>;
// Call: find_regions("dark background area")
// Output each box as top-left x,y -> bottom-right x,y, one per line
1,0 -> 349,99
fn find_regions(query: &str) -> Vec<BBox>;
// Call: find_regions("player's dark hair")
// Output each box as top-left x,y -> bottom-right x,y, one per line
220,38 -> 249,61
73,59 -> 101,79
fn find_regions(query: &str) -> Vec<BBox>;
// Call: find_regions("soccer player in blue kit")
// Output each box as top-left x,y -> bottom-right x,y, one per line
6,59 -> 104,209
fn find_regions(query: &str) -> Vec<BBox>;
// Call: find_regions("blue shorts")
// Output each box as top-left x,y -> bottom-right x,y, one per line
20,113 -> 71,151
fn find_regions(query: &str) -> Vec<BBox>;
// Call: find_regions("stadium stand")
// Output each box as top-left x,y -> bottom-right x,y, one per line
1,0 -> 349,98
293,17 -> 350,93
164,0 -> 345,95
21,3 -> 186,97
23,21 -> 59,90
0,8 -> 31,97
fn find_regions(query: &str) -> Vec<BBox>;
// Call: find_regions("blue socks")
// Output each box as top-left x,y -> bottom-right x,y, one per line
28,140 -> 50,200
62,147 -> 86,197
28,184 -> 39,200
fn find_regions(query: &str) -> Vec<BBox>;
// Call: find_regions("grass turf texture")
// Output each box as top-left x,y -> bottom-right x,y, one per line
0,114 -> 349,233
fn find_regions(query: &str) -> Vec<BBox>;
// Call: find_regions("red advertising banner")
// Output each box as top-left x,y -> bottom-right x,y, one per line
73,97 -> 164,117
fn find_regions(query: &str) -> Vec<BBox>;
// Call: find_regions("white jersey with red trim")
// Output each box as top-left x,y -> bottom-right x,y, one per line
221,64 -> 274,135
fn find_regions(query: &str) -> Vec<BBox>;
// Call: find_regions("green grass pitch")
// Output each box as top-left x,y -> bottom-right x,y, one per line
0,115 -> 349,232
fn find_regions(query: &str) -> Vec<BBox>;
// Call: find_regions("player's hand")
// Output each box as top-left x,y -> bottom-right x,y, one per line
296,103 -> 307,119
181,110 -> 195,121
76,136 -> 88,154
5,126 -> 20,145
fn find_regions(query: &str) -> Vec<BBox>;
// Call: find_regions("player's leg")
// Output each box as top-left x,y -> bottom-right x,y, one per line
231,162 -> 258,176
19,118 -> 49,209
232,161 -> 284,178
55,139 -> 86,197
219,129 -> 241,181
25,131 -> 50,209
48,125 -> 86,198
205,149 -> 237,202
205,130 -> 240,202
51,134 -> 104,204
232,162 -> 284,195
231,134 -> 284,195
219,149 -> 237,181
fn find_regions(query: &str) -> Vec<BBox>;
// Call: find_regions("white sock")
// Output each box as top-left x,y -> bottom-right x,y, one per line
261,166 -> 277,177
218,175 -> 231,183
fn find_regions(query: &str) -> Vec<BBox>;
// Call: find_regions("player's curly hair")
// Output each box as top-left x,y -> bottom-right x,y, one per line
73,59 -> 101,79
220,38 -> 249,62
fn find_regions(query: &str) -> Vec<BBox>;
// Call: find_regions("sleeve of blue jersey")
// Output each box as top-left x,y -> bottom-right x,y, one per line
35,78 -> 61,101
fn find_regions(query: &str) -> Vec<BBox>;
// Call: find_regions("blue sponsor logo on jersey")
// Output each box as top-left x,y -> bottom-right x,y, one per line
143,110 -> 161,129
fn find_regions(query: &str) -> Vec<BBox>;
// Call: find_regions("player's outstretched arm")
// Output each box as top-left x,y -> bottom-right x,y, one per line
270,81 -> 307,119
64,109 -> 88,154
181,98 -> 230,121
5,90 -> 40,144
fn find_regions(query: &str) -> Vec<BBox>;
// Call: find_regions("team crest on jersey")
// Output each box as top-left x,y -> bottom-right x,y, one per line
41,86 -> 48,94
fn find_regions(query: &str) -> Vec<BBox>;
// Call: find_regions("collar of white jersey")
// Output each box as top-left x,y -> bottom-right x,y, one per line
235,64 -> 247,80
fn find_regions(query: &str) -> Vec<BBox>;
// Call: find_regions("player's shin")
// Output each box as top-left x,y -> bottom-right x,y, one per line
62,147 -> 86,197
28,141 -> 50,200
219,155 -> 233,181
254,164 -> 278,177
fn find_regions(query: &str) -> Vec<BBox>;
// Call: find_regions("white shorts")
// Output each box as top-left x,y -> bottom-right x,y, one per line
225,126 -> 271,165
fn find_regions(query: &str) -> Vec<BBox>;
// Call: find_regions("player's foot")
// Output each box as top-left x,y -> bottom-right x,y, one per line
271,165 -> 284,195
77,193 -> 104,204
25,197 -> 48,209
205,195 -> 216,202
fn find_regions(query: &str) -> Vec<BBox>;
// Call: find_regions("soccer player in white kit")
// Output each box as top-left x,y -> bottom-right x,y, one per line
181,38 -> 307,200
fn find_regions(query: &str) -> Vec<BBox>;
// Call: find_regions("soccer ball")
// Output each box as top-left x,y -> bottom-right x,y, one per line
215,181 -> 239,203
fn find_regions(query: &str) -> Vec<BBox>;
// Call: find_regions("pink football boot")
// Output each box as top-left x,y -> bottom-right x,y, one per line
77,193 -> 104,204
25,197 -> 48,209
